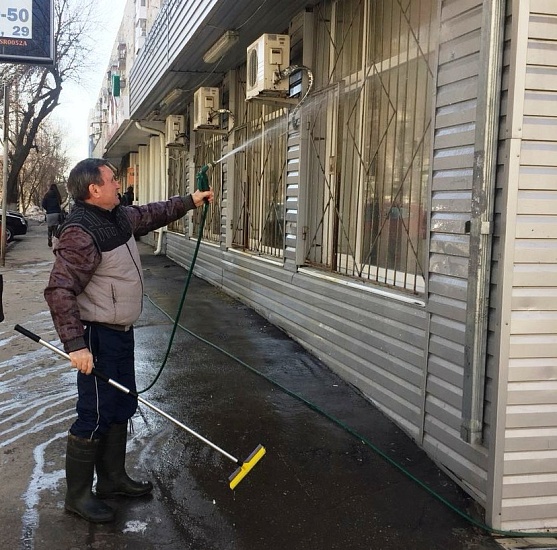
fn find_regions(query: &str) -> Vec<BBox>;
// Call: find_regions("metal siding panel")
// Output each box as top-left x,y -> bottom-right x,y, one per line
426,0 -> 488,502
509,333 -> 557,358
424,414 -> 488,466
434,123 -> 476,149
505,427 -> 557,451
522,117 -> 557,141
425,396 -> 461,432
520,166 -> 557,189
527,40 -> 557,66
438,30 -> 480,65
422,434 -> 488,499
426,372 -> 463,410
523,92 -> 557,117
428,357 -> 464,393
511,311 -> 557,333
429,315 -> 466,344
511,287 -> 557,310
501,498 -> 557,522
429,234 -> 470,258
437,53 -> 481,87
431,190 -> 473,212
429,251 -> 469,277
432,168 -> 473,191
525,66 -> 557,91
432,146 -> 475,170
507,404 -> 557,429
508,357 -> 557,382
516,218 -> 557,239
503,476 -> 557,498
507,383 -> 557,406
428,294 -> 467,324
428,336 -> 465,372
440,4 -> 483,41
437,78 -> 478,108
531,0 -> 557,14
430,213 -> 469,234
529,14 -> 557,41
517,190 -> 557,214
435,99 -> 477,127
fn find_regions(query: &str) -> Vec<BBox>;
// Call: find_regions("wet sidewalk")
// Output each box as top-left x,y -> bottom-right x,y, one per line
1,221 -> 504,549
134,246 -> 502,550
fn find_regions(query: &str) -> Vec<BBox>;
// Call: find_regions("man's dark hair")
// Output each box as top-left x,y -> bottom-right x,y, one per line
67,158 -> 113,201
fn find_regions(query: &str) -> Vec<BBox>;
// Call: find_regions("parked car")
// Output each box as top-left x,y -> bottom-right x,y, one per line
0,210 -> 28,242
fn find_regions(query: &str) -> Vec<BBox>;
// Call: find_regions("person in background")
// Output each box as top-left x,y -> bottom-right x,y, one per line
41,183 -> 63,247
121,186 -> 134,206
44,158 -> 213,523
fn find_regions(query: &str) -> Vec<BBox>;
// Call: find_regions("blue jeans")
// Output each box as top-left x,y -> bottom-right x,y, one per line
70,324 -> 137,439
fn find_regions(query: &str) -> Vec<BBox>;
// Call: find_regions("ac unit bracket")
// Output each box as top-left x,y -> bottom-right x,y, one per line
193,128 -> 229,135
245,96 -> 298,108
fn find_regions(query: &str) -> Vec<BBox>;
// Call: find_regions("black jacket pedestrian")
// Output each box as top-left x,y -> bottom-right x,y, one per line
42,185 -> 62,214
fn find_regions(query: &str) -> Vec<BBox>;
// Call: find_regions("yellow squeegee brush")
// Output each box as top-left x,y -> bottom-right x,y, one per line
229,444 -> 266,490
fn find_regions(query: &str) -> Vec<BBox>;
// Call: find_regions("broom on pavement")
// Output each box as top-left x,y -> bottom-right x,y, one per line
14,324 -> 266,490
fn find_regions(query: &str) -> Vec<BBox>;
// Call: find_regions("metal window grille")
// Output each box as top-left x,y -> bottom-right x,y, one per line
304,0 -> 436,293
231,74 -> 288,259
192,133 -> 223,244
167,148 -> 188,234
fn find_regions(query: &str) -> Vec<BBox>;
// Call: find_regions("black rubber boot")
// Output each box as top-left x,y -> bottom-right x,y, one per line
65,434 -> 115,523
95,422 -> 153,498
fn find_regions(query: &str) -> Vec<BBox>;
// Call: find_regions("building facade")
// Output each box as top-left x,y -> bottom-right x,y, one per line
93,0 -> 557,532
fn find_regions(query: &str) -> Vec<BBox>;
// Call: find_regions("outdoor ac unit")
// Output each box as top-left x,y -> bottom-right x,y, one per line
193,87 -> 220,130
246,34 -> 290,100
165,115 -> 185,146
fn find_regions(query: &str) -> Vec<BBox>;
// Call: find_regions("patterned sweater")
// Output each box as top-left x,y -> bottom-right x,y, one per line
44,195 -> 195,352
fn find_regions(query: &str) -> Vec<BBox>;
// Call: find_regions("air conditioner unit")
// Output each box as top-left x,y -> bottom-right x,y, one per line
193,87 -> 220,130
165,115 -> 185,146
246,34 -> 290,100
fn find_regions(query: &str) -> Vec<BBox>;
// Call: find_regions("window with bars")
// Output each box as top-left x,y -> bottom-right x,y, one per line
165,123 -> 223,242
192,133 -> 224,244
230,82 -> 288,260
167,148 -> 188,235
304,0 -> 436,293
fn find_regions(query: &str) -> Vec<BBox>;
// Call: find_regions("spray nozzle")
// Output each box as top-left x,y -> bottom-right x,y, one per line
199,162 -> 216,174
196,162 -> 216,193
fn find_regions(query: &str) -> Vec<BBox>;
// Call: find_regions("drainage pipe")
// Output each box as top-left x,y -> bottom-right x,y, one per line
461,0 -> 506,445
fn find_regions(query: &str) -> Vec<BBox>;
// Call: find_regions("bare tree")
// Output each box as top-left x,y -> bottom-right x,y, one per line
18,121 -> 69,213
1,0 -> 97,210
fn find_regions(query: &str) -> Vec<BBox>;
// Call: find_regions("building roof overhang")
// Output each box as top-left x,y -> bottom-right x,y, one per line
128,0 -> 318,121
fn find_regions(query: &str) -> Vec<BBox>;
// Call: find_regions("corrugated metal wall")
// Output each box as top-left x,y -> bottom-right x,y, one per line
426,0 -> 490,502
493,0 -> 557,531
161,0 -> 497,509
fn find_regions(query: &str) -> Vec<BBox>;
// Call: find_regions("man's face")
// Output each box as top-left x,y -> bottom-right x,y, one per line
87,165 -> 121,210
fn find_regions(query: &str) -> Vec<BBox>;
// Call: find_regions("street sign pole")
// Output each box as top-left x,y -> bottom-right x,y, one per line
1,82 -> 8,267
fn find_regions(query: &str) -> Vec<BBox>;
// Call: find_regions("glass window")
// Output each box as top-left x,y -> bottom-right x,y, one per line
304,0 -> 436,293
230,68 -> 288,260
